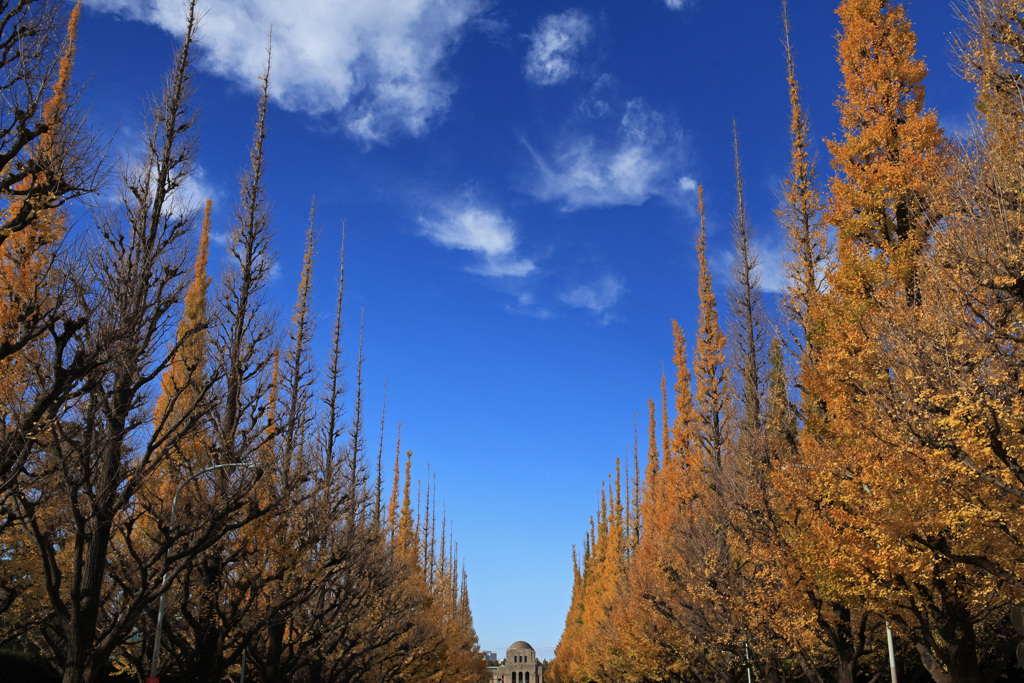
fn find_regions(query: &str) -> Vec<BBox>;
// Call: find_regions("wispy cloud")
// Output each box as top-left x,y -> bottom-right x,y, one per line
506,291 -> 553,320
209,231 -> 229,248
560,274 -> 624,323
527,99 -> 693,210
663,0 -> 695,10
83,0 -> 484,143
164,165 -> 220,219
524,10 -> 592,86
98,123 -> 223,220
419,200 -> 535,278
578,74 -> 615,118
755,241 -> 787,294
709,241 -> 787,295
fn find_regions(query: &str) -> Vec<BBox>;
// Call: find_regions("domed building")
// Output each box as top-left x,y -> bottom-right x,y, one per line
489,641 -> 545,683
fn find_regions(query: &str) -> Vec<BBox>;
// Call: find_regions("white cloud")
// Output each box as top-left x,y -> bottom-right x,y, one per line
506,291 -> 553,320
579,74 -> 614,118
528,99 -> 690,210
755,241 -> 786,294
419,201 -> 535,278
663,0 -> 694,10
165,165 -> 219,219
524,10 -> 592,86
83,0 -> 484,143
709,242 -> 787,295
99,122 -> 222,219
560,274 -> 624,323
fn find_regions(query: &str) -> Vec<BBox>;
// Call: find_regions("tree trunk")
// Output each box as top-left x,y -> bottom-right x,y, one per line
194,556 -> 226,683
760,656 -> 783,683
264,619 -> 286,683
61,461 -> 117,683
308,659 -> 324,683
916,643 -> 953,683
916,588 -> 986,683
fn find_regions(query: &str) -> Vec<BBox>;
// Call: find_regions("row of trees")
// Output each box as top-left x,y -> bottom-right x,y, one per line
0,1 -> 485,682
550,0 -> 1024,681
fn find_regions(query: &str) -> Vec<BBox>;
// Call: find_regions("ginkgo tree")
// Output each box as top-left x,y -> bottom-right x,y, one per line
551,2 -> 1024,683
0,2 -> 488,682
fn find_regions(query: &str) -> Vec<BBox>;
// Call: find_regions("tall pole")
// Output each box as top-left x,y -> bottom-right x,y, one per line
886,621 -> 898,682
148,462 -> 253,682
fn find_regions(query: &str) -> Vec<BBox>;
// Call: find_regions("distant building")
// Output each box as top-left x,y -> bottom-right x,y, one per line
489,641 -> 544,683
483,651 -> 498,663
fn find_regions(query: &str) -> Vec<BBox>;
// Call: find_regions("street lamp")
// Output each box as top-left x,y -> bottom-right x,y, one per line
147,461 -> 255,683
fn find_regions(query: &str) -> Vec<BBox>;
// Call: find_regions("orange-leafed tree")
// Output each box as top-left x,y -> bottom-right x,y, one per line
778,0 -> 829,369
837,1 -> 1024,678
795,2 -> 1017,681
825,0 -> 945,301
238,208 -> 322,683
692,186 -> 729,472
0,5 -> 85,635
886,0 -> 1024,584
7,4 -> 267,682
0,0 -> 93,509
668,321 -> 699,463
164,45 -> 285,683
0,0 -> 96,256
727,123 -> 767,439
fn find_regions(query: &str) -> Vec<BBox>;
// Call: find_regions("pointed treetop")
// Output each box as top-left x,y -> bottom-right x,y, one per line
693,185 -> 729,470
670,321 -> 698,459
387,423 -> 402,538
729,123 -> 766,435
827,0 -> 946,299
39,0 -> 81,173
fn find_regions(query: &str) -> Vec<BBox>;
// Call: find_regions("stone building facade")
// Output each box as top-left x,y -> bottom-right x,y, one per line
489,641 -> 544,683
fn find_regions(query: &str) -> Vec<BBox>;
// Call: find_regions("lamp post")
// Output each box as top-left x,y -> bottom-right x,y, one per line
147,461 -> 254,683
886,622 -> 898,683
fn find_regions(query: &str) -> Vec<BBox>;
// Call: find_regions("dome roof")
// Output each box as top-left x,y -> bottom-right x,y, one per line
508,641 -> 533,651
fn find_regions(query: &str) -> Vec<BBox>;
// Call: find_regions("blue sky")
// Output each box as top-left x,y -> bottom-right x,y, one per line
74,0 -> 975,660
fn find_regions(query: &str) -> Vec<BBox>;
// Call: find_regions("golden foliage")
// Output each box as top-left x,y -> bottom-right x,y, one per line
553,4 -> 1024,682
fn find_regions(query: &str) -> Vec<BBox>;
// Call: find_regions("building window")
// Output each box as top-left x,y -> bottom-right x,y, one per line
526,673 -> 530,683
